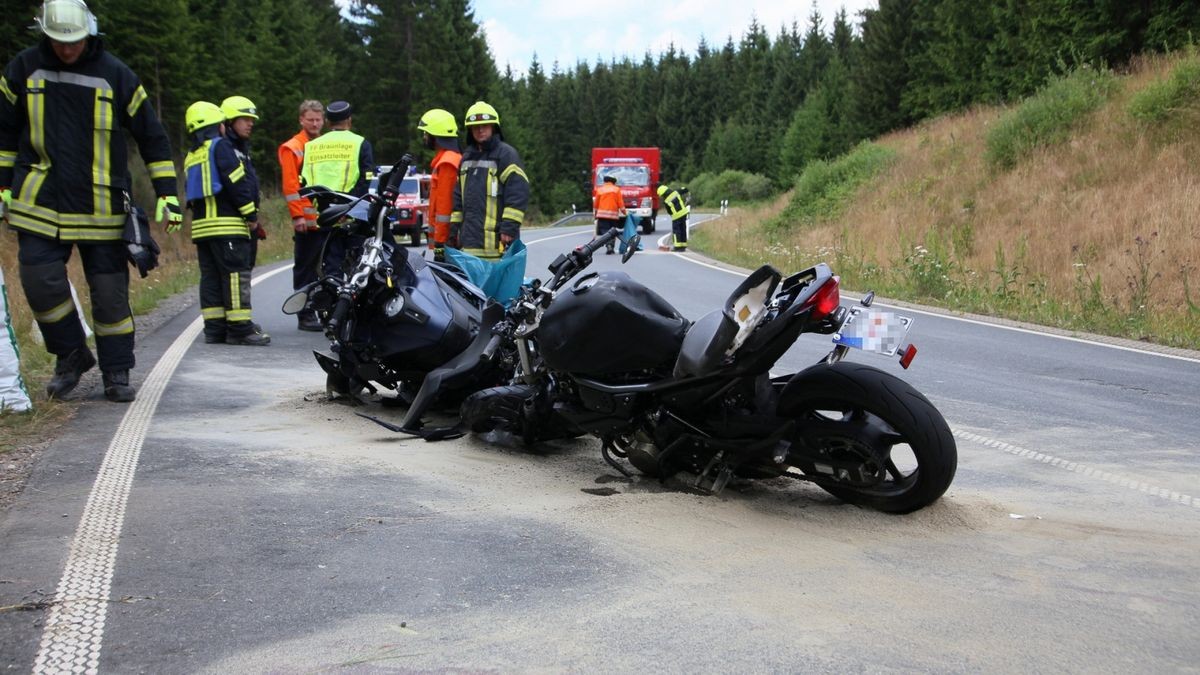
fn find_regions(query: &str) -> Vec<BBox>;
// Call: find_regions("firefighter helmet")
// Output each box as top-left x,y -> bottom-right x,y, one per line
35,0 -> 97,43
464,101 -> 500,127
220,95 -> 259,121
656,185 -> 668,197
418,108 -> 458,138
186,101 -> 225,134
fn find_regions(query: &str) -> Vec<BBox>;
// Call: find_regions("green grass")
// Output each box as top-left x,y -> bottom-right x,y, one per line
1127,51 -> 1200,131
769,143 -> 896,230
986,67 -> 1118,171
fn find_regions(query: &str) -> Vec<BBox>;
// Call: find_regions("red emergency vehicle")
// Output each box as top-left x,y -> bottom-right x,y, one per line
591,148 -> 660,234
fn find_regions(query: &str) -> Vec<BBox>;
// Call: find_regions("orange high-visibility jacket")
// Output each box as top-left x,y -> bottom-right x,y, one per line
593,182 -> 625,220
278,130 -> 317,225
427,147 -> 462,247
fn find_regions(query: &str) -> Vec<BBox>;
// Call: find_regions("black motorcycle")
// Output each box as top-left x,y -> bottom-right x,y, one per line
461,229 -> 957,513
283,161 -> 508,439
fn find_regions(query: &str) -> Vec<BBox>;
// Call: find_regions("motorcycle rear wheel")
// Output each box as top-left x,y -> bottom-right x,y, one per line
779,362 -> 957,514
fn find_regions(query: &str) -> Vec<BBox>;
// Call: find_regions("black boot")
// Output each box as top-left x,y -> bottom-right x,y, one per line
297,313 -> 322,332
46,347 -> 97,399
227,326 -> 271,346
102,370 -> 137,403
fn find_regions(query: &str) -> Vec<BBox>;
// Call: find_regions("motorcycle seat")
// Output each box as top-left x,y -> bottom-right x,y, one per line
672,265 -> 781,379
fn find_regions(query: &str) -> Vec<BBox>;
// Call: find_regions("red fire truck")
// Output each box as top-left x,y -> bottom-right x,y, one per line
591,147 -> 660,234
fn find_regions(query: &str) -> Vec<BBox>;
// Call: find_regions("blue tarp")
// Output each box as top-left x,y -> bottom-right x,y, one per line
443,239 -> 528,304
619,214 -> 644,254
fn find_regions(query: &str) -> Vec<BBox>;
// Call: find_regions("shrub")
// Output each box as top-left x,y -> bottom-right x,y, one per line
1128,52 -> 1200,125
686,170 -> 773,206
770,142 -> 895,229
985,67 -> 1117,171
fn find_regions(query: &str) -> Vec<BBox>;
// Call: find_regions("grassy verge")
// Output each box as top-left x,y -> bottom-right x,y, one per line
0,195 -> 294,453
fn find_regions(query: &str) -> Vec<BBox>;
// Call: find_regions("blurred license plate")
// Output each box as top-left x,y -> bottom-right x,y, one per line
832,307 -> 912,356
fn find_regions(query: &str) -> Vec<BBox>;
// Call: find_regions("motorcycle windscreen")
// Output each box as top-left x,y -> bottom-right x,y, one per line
539,271 -> 689,376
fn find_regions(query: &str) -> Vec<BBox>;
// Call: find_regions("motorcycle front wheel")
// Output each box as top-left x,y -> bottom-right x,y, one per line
779,362 -> 957,514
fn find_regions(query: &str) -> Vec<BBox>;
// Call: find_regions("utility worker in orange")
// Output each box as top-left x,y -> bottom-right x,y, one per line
278,99 -> 324,331
593,174 -> 625,255
417,108 -> 461,262
657,183 -> 690,252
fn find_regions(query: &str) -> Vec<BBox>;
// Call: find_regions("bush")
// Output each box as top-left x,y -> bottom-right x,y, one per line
985,67 -> 1117,171
685,170 -> 773,207
1128,52 -> 1200,125
770,142 -> 895,229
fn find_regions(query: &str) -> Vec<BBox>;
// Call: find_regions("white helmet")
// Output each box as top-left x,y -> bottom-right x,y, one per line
35,0 -> 98,43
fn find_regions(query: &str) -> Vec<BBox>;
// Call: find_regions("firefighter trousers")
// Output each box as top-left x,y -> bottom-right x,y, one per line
672,216 -> 689,250
197,237 -> 255,340
16,232 -> 135,371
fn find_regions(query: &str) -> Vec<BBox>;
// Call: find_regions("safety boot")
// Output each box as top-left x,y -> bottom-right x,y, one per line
227,327 -> 271,346
102,370 -> 137,403
45,347 -> 97,399
297,313 -> 323,332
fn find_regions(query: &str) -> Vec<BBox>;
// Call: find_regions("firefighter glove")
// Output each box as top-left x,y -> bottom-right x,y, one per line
158,196 -> 183,232
252,222 -> 267,240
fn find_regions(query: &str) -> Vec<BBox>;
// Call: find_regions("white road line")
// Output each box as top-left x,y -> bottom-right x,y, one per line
953,429 -> 1199,510
32,265 -> 292,675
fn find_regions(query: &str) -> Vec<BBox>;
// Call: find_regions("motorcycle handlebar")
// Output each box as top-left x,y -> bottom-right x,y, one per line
327,294 -> 352,334
581,228 -> 619,257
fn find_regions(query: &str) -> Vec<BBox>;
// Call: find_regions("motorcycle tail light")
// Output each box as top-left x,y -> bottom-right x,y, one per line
805,277 -> 841,320
899,343 -> 917,369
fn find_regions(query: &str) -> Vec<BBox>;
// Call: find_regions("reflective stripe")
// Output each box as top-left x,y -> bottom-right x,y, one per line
201,307 -> 226,320
227,309 -> 252,322
94,316 -> 134,337
22,74 -> 49,208
461,159 -> 498,171
237,201 -> 255,216
284,193 -> 301,202
126,85 -> 147,117
0,76 -> 14,104
92,88 -> 114,219
147,160 -> 174,180
228,164 -> 246,183
498,164 -> 526,183
435,214 -> 451,223
191,216 -> 250,239
450,211 -> 463,223
34,299 -> 75,324
28,69 -> 113,91
230,273 -> 240,311
302,207 -> 317,216
502,207 -> 524,223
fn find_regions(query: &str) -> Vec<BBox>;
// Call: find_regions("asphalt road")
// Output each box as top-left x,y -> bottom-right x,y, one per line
2,216 -> 1198,673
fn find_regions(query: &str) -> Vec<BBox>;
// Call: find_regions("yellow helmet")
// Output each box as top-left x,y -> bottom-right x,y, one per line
464,101 -> 500,127
185,101 -> 224,134
656,185 -> 668,197
35,0 -> 97,43
220,95 -> 259,121
418,108 -> 458,137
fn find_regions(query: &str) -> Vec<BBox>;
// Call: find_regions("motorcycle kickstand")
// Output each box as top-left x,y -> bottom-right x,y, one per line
695,451 -> 733,495
600,438 -> 633,478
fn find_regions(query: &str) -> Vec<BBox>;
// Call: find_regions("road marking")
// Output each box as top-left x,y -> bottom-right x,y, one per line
32,265 -> 292,675
953,429 -> 1199,510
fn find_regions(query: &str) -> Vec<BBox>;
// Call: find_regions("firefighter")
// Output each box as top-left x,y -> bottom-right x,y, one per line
183,101 -> 269,346
278,99 -> 324,331
0,0 -> 181,402
299,100 -> 375,276
220,96 -> 265,264
418,108 -> 461,262
657,183 -> 690,252
593,174 -> 625,255
451,101 -> 529,259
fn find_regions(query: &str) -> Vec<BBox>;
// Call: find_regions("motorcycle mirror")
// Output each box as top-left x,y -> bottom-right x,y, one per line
281,289 -> 309,315
622,235 -> 641,263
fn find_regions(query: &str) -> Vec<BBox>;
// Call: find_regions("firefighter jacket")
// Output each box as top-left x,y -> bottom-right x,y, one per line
451,135 -> 529,258
661,186 -> 690,221
225,127 -> 259,211
0,38 -> 177,242
184,127 -> 257,241
299,128 -> 375,196
427,147 -> 461,246
278,129 -> 315,224
593,182 -> 625,220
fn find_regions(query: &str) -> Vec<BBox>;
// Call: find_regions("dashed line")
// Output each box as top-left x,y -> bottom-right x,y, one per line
32,266 -> 291,675
953,429 -> 1199,510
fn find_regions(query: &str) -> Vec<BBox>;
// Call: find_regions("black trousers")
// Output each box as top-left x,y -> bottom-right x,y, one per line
17,232 -> 134,371
672,216 -> 688,248
293,229 -> 329,291
596,218 -> 622,248
196,237 -> 254,339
